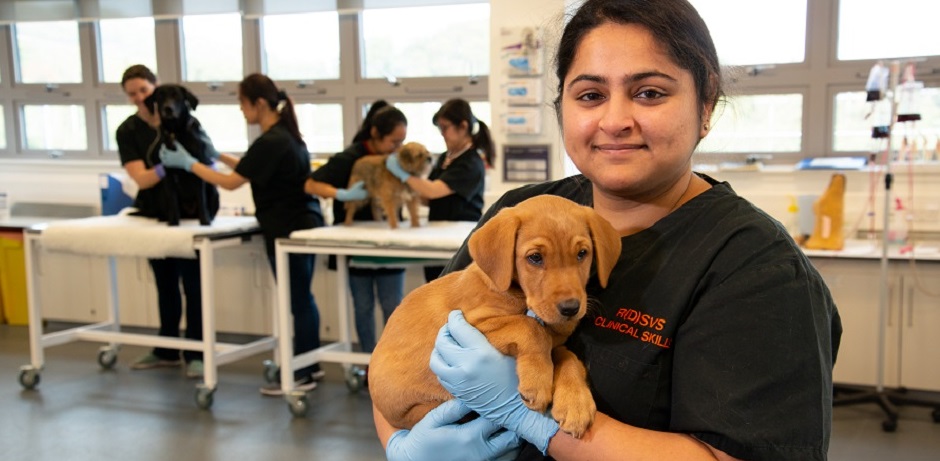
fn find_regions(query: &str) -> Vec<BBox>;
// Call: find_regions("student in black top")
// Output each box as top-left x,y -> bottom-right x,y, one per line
384,98 -> 493,282
159,73 -> 324,395
305,102 -> 409,354
374,1 -> 843,460
116,64 -> 217,379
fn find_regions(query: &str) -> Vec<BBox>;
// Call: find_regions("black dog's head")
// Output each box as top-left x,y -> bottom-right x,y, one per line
145,84 -> 199,137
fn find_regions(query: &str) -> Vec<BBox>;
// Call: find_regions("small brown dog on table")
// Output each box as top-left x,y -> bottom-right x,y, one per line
343,141 -> 430,229
370,195 -> 622,439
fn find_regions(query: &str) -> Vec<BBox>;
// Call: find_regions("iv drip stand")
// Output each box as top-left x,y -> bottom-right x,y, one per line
832,60 -> 940,432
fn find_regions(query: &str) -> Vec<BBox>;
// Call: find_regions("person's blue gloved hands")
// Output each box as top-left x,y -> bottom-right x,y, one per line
159,144 -> 198,171
385,154 -> 411,182
197,131 -> 221,160
431,310 -> 559,454
335,180 -> 368,202
386,398 -> 521,461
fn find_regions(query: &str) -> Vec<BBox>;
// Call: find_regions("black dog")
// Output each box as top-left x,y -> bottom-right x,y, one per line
141,84 -> 219,226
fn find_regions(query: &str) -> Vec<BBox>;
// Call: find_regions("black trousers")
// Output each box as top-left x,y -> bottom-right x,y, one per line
148,257 -> 203,363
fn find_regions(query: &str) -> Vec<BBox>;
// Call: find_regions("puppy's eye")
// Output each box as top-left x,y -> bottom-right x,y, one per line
526,253 -> 543,266
577,249 -> 589,261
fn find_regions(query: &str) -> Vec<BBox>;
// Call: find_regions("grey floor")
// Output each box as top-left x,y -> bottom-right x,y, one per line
2,323 -> 939,461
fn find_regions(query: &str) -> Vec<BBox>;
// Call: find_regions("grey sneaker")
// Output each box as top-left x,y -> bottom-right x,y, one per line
185,360 -> 204,379
259,376 -> 318,397
130,353 -> 181,370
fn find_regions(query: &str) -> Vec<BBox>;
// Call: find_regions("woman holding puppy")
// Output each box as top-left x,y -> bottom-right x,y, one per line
384,98 -> 494,282
116,64 -> 219,379
305,102 -> 409,355
373,0 -> 842,460
159,73 -> 325,395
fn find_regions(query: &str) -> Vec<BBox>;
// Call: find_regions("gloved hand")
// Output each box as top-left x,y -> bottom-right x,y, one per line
159,144 -> 198,172
335,180 -> 368,202
197,131 -> 221,160
386,398 -> 521,461
431,310 -> 559,454
385,154 -> 411,182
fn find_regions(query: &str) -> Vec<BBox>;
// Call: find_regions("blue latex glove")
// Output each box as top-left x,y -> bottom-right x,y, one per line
431,310 -> 560,454
386,399 -> 521,461
197,130 -> 221,160
335,180 -> 368,202
159,144 -> 198,172
385,154 -> 411,182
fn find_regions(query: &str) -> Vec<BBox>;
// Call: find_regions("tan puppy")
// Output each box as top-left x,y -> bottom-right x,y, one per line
344,142 -> 431,229
370,195 -> 622,438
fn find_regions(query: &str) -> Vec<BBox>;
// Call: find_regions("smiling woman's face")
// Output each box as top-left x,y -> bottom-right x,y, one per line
560,22 -> 709,200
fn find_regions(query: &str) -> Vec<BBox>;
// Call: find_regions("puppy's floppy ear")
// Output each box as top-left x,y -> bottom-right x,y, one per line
584,208 -> 621,288
468,207 -> 520,292
181,86 -> 199,111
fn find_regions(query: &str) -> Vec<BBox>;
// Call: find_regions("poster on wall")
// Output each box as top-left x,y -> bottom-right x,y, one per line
499,26 -> 544,76
503,144 -> 550,183
500,108 -> 542,135
503,78 -> 543,106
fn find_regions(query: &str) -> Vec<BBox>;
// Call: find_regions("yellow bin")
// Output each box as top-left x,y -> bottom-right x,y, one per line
0,231 -> 28,325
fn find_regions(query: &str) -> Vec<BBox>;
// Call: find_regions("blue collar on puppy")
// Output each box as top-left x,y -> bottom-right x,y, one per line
526,309 -> 545,326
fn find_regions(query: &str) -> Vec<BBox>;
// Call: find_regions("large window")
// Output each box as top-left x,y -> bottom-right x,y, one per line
394,101 -> 491,154
195,105 -> 248,153
833,87 -> 940,153
262,12 -> 340,81
14,21 -> 82,83
295,103 -> 344,154
698,94 -> 803,154
103,105 -> 137,151
182,14 -> 243,82
0,109 -> 6,149
692,0 -> 806,66
838,0 -> 940,61
361,4 -> 490,79
99,17 -> 157,83
22,105 -> 87,151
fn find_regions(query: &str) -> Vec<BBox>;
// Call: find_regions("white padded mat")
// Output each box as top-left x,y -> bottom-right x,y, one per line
39,215 -> 260,259
289,221 -> 477,250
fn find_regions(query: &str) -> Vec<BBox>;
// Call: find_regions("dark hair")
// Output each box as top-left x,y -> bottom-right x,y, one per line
433,98 -> 495,167
121,64 -> 157,88
553,0 -> 723,124
354,104 -> 407,145
238,73 -> 303,144
352,100 -> 392,144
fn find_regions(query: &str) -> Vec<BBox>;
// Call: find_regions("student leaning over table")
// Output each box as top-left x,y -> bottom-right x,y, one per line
372,0 -> 843,460
159,73 -> 325,396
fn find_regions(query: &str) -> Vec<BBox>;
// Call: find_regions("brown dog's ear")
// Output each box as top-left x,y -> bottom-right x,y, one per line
585,209 -> 621,288
468,207 -> 520,291
181,86 -> 199,111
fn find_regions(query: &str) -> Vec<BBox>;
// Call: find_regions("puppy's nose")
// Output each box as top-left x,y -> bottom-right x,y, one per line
557,299 -> 580,318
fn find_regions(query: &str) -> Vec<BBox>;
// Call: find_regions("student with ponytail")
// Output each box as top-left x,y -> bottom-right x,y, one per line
384,98 -> 493,281
160,73 -> 325,395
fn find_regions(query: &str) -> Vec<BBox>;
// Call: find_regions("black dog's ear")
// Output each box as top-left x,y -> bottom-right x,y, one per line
182,86 -> 199,111
143,91 -> 157,115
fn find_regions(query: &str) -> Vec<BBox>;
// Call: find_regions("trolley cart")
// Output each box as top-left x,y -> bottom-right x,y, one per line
272,221 -> 476,416
17,215 -> 276,409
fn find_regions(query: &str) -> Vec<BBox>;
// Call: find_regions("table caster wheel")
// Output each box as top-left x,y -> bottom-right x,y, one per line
195,384 -> 215,410
345,366 -> 366,392
881,419 -> 897,432
18,367 -> 40,390
262,359 -> 279,384
97,347 -> 118,370
287,394 -> 309,417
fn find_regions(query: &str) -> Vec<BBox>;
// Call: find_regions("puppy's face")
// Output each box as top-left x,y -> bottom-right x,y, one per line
144,84 -> 199,127
397,142 -> 431,175
469,195 -> 622,326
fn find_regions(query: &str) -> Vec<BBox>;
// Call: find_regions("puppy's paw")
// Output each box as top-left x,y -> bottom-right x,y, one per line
517,367 -> 553,413
551,385 -> 595,438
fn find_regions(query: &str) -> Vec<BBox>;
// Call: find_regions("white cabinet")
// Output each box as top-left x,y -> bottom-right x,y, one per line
897,264 -> 940,390
810,257 -> 940,392
35,238 -> 275,335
